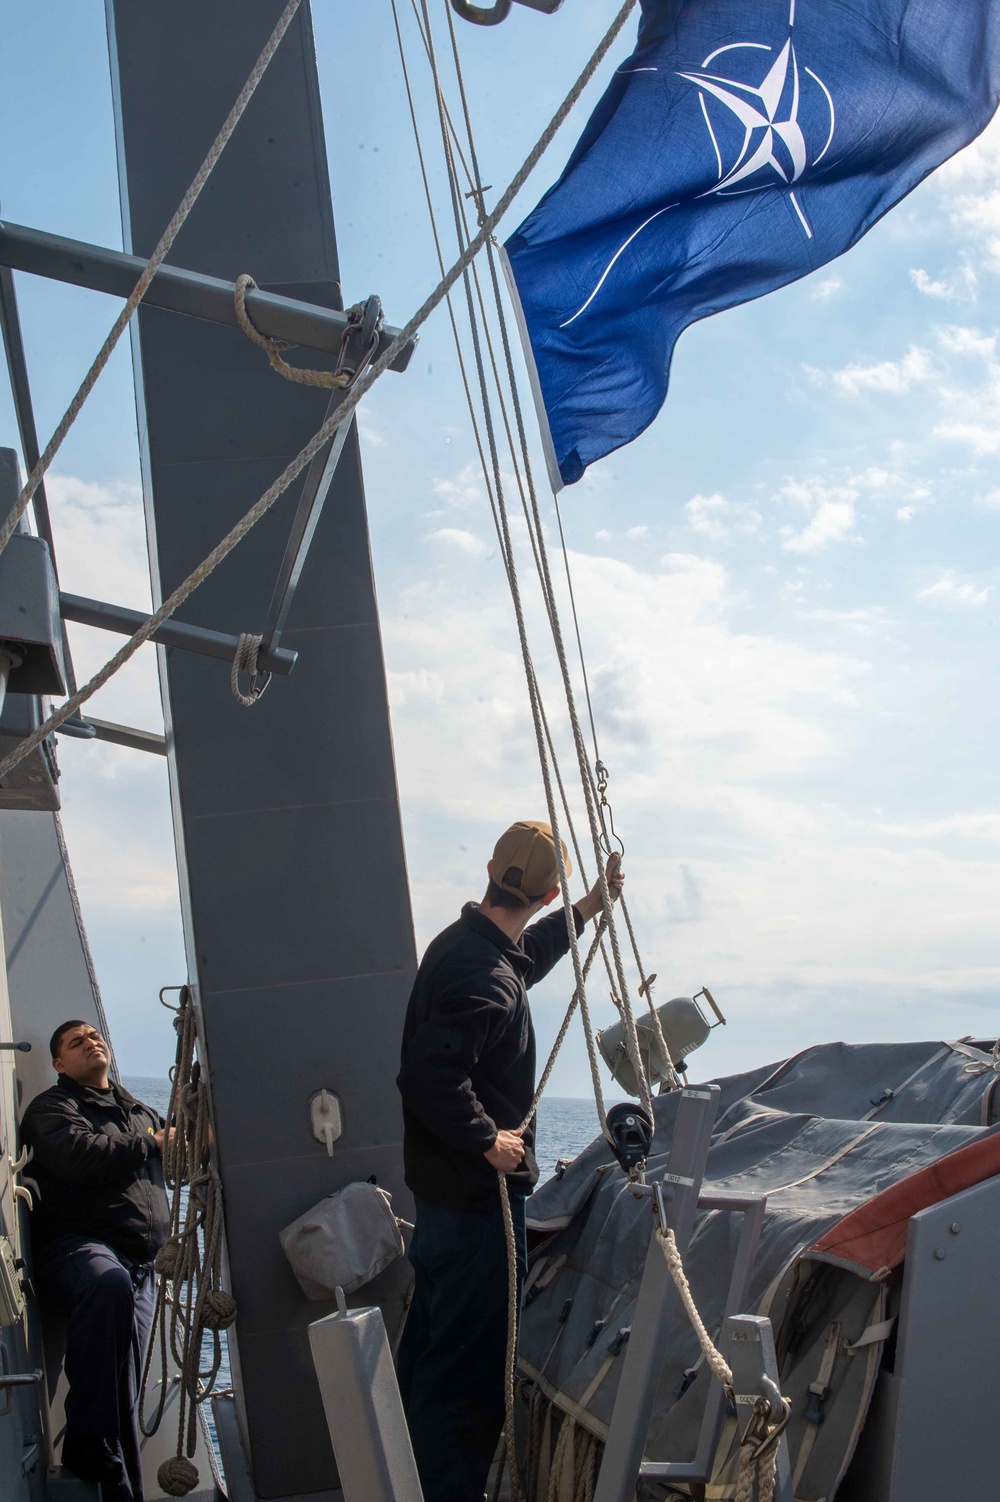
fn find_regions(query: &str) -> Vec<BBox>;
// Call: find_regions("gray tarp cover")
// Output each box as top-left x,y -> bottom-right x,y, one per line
519,1039 -> 999,1473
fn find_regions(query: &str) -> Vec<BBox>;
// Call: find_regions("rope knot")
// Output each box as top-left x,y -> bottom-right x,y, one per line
231,632 -> 270,707
158,1456 -> 200,1497
154,1241 -> 182,1280
200,1289 -> 238,1330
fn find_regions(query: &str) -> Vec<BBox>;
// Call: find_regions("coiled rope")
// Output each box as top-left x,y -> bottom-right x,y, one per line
230,632 -> 268,707
0,0 -> 639,788
140,987 -> 235,1497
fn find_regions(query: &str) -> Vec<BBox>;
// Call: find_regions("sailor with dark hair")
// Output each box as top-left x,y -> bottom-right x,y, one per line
396,820 -> 622,1502
20,1020 -> 171,1502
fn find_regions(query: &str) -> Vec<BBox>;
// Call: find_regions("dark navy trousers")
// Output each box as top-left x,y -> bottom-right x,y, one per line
397,1193 -> 527,1502
36,1235 -> 156,1502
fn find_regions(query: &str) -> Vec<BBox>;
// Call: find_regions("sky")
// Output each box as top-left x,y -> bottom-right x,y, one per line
1,0 -> 998,1092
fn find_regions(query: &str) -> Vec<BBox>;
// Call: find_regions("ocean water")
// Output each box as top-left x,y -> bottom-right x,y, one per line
123,1075 -> 600,1463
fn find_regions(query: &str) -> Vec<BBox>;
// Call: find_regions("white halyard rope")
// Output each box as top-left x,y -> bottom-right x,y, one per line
439,1 -> 661,1120
656,1226 -> 734,1390
0,0 -> 304,561
657,1226 -> 786,1502
0,0 -> 639,787
405,6 -> 646,1496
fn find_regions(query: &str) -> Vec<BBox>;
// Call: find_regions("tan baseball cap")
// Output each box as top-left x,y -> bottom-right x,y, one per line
491,820 -> 571,906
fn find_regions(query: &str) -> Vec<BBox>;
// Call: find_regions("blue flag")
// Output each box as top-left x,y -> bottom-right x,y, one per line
504,0 -> 1000,487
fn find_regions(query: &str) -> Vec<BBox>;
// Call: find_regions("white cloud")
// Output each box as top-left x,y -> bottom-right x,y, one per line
686,492 -> 729,539
801,605 -> 896,637
776,478 -> 858,555
896,506 -> 914,522
431,464 -> 489,512
424,526 -> 490,558
829,345 -> 934,396
26,477 -> 180,943
917,571 -> 992,607
625,524 -> 649,540
45,474 -> 162,732
685,491 -> 761,540
376,524 -> 1000,1092
811,277 -> 843,302
910,266 -> 977,301
783,500 -> 857,554
938,325 -> 996,359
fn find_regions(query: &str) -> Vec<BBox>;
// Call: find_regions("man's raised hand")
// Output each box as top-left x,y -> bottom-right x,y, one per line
576,852 -> 624,924
485,1129 -> 525,1173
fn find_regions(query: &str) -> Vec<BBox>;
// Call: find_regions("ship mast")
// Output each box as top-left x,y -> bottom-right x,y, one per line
105,3 -> 416,1496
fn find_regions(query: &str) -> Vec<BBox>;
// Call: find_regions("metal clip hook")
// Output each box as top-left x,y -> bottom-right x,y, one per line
449,0 -> 513,24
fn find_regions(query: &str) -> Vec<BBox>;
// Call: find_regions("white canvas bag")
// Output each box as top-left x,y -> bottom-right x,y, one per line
279,1181 -> 405,1300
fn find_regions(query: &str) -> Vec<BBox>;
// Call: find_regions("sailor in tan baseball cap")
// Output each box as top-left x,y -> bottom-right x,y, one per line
487,818 -> 571,907
396,817 -> 622,1502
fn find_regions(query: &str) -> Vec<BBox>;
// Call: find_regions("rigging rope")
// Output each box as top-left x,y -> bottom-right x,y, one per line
406,7 -> 654,1496
141,987 -> 235,1497
0,0 -> 304,561
0,0 -> 639,788
439,0 -> 675,1106
408,0 -> 646,1127
657,1226 -> 789,1502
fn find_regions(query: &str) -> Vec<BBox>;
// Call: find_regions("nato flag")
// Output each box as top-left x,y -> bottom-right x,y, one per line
504,0 -> 1000,487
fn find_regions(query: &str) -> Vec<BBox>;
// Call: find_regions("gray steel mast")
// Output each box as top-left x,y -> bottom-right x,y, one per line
105,4 -> 417,1496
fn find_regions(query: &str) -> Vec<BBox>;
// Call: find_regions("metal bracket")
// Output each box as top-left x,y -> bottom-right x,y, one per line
258,386 -> 354,664
70,717 -> 166,757
59,592 -> 297,677
450,0 -> 562,21
0,1369 -> 43,1388
0,220 -> 415,373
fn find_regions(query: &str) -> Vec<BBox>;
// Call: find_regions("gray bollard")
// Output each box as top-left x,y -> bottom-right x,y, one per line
308,1303 -> 424,1502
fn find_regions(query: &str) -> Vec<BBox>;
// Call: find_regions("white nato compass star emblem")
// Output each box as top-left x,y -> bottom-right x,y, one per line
560,2 -> 834,326
677,10 -> 835,238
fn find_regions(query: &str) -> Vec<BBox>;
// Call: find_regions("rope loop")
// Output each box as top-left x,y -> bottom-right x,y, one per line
230,631 -> 270,707
234,274 -> 385,390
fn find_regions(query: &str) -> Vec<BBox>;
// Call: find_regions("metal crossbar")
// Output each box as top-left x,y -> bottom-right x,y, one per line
0,221 -> 415,373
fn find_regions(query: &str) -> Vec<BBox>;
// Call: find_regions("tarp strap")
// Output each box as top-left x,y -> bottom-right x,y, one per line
843,1316 -> 896,1355
792,1321 -> 841,1490
862,1046 -> 952,1119
768,1125 -> 882,1197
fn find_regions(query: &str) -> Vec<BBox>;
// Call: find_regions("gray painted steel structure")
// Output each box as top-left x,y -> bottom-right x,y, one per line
841,1172 -> 1000,1502
105,3 -> 417,1496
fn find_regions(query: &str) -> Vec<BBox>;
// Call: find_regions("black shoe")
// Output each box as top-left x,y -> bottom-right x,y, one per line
61,1432 -> 126,1488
